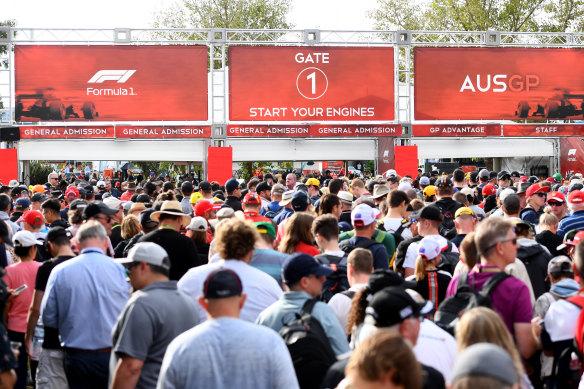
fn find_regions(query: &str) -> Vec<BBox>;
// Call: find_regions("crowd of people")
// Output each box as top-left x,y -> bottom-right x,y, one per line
0,166 -> 582,388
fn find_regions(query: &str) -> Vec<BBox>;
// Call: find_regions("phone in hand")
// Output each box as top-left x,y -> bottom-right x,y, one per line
13,285 -> 27,294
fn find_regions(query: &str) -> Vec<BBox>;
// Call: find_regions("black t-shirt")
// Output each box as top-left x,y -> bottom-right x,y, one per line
413,271 -> 452,309
110,224 -> 123,249
35,255 -> 75,349
224,196 -> 243,212
138,228 -> 201,280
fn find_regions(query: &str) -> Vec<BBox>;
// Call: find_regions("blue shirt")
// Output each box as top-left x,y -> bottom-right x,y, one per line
273,208 -> 294,225
256,291 -> 350,356
557,210 -> 584,237
157,317 -> 299,389
42,247 -> 129,349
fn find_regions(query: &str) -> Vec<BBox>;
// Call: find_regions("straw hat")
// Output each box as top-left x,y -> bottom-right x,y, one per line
150,200 -> 191,226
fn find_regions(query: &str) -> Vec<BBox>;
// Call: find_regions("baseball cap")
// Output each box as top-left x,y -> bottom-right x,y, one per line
419,176 -> 430,186
139,209 -> 159,229
96,180 -> 106,189
83,201 -> 118,220
568,190 -> 584,204
337,191 -> 353,204
279,190 -> 294,206
417,236 -> 441,261
117,242 -> 170,271
190,192 -> 204,204
554,173 -> 563,182
225,178 -> 239,193
13,230 -> 43,248
0,221 -> 12,247
511,171 -> 521,178
203,268 -> 243,299
45,226 -> 72,243
526,183 -> 550,197
65,187 -> 80,198
31,184 -> 46,194
454,207 -> 474,218
282,252 -> 334,285
412,205 -> 443,222
305,178 -> 320,187
14,198 -> 30,209
366,287 -> 433,327
69,199 -> 87,211
272,184 -> 286,196
30,193 -> 48,203
216,207 -> 235,221
478,169 -> 490,179
243,192 -> 261,205
351,203 -> 381,227
291,191 -> 310,211
423,185 -> 436,198
254,221 -> 276,239
194,200 -> 221,216
557,230 -> 584,251
460,187 -> 474,198
435,177 -> 453,188
372,184 -> 389,199
8,180 -> 18,188
103,196 -> 122,211
384,169 -> 397,178
367,269 -> 416,293
18,210 -> 43,226
497,170 -> 511,180
186,216 -> 208,232
516,182 -> 530,194
547,191 -> 566,204
482,184 -> 496,197
452,343 -> 518,386
547,255 -> 573,276
498,188 -> 516,202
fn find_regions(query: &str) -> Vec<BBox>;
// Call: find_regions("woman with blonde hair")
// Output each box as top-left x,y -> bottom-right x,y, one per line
113,214 -> 140,258
279,212 -> 320,256
455,307 -> 531,388
535,207 -> 563,257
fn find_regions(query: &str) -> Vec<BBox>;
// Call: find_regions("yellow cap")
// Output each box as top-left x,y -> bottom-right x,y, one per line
305,178 -> 320,187
423,185 -> 436,197
455,207 -> 474,218
190,192 -> 203,204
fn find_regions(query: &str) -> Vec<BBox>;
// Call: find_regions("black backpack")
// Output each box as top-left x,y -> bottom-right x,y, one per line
279,299 -> 337,389
434,271 -> 509,334
339,237 -> 379,256
263,204 -> 284,220
435,241 -> 460,276
315,254 -> 350,303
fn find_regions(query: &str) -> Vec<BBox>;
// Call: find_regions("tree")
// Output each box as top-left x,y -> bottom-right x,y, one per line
153,0 -> 293,30
0,20 -> 15,110
369,0 -> 584,32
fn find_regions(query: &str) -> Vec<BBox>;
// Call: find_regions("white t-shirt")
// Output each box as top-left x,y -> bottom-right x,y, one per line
328,283 -> 367,334
178,259 -> 283,323
414,320 -> 457,383
544,298 -> 581,342
380,217 -> 413,241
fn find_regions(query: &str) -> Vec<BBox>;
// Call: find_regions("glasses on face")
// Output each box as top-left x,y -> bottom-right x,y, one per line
125,262 -> 140,276
536,193 -> 547,198
482,236 -> 517,255
548,201 -> 563,207
50,177 -> 58,181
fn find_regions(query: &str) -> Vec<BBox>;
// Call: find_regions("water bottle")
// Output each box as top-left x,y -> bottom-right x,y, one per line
29,324 -> 44,361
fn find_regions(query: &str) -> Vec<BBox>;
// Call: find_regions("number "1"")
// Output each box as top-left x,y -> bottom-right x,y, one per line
307,72 -> 316,94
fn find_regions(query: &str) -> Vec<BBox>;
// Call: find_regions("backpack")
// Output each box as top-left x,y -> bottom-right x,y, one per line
263,204 -> 284,220
438,211 -> 457,240
547,295 -> 584,389
339,237 -> 380,256
279,299 -> 337,389
315,254 -> 350,303
435,241 -> 460,276
434,271 -> 509,335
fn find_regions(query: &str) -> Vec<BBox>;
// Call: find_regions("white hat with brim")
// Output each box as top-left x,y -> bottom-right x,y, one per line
150,200 -> 191,227
279,190 -> 295,206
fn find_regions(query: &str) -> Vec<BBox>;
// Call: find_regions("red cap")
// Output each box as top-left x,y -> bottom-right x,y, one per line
546,177 -> 555,183
526,183 -> 550,197
519,176 -> 528,183
194,200 -> 220,217
65,187 -> 80,198
18,210 -> 44,226
243,192 -> 261,205
482,184 -> 496,197
574,231 -> 584,246
547,191 -> 566,203
568,190 -> 584,204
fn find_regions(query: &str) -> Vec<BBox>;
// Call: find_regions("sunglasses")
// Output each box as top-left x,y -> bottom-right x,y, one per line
535,193 -> 547,198
548,201 -> 563,207
124,262 -> 140,276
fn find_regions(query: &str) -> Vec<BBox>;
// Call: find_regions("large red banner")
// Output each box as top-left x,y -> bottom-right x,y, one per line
413,124 -> 501,137
15,46 -> 208,122
227,124 -> 402,137
415,48 -> 584,120
229,47 -> 394,121
560,137 -> 584,177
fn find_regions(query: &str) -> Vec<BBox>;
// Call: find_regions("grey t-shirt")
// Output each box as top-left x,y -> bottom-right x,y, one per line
110,281 -> 200,389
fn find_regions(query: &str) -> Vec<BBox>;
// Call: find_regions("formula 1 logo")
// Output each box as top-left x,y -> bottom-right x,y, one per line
568,149 -> 577,156
88,70 -> 136,83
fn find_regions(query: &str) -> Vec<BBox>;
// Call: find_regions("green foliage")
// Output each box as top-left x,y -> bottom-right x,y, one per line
30,161 -> 54,185
369,0 -> 584,32
153,0 -> 293,29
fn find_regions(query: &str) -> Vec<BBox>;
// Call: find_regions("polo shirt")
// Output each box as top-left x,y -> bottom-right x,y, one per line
557,210 -> 584,236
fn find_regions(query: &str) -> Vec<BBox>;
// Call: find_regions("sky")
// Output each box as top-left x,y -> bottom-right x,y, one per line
3,0 -> 378,30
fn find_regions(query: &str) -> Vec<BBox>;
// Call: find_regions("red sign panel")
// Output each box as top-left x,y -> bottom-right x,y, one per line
560,137 -> 584,177
115,126 -> 211,139
229,47 -> 394,121
503,124 -> 584,137
207,147 -> 233,184
394,146 -> 419,178
415,47 -> 584,120
20,126 -> 114,139
227,125 -> 402,137
0,149 -> 18,184
412,124 -> 500,137
15,45 -> 208,122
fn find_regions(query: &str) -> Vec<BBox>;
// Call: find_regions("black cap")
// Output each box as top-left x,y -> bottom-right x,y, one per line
139,209 -> 158,228
203,268 -> 243,299
225,178 -> 239,193
570,183 -> 584,192
282,253 -> 334,285
528,176 -> 539,184
291,191 -> 310,212
213,190 -> 225,201
368,269 -> 416,294
82,201 -> 118,220
497,170 -> 511,180
435,177 -> 453,188
136,194 -> 152,203
511,171 -> 521,178
469,171 -> 479,182
46,226 -> 72,243
489,171 -> 498,179
0,220 -> 12,247
366,287 -> 433,327
411,205 -> 443,222
30,193 -> 48,202
69,199 -> 87,211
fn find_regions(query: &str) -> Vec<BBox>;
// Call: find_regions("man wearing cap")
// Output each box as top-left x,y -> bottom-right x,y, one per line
139,200 -> 200,281
10,198 -> 30,224
0,194 -> 20,235
336,191 -> 354,225
120,182 -> 136,202
159,269 -> 298,389
371,184 -> 390,206
498,170 -> 512,189
82,201 -> 118,255
224,178 -> 243,212
180,181 -> 194,217
256,252 -> 350,356
25,227 -> 74,388
193,200 -> 221,243
110,243 -> 199,389
547,191 -> 568,222
477,168 -> 490,189
19,209 -> 50,260
557,190 -> 584,236
42,221 -> 130,388
179,219 -> 282,322
250,221 -> 289,286
520,183 -> 550,226
423,185 -> 436,204
261,183 -> 285,218
450,343 -> 518,388
242,193 -> 271,223
273,190 -> 295,225
197,181 -> 214,201
451,207 -> 476,248
305,178 -> 321,205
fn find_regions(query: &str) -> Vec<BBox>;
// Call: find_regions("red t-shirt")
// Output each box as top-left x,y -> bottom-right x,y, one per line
244,211 -> 272,224
295,242 -> 321,257
5,261 -> 42,333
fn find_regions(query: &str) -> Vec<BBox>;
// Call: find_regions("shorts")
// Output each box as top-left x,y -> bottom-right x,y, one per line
36,348 -> 69,389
